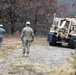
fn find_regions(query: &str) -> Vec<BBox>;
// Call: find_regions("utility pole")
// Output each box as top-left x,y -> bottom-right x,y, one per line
34,0 -> 38,35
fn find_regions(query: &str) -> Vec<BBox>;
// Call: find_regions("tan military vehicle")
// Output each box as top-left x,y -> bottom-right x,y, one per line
47,13 -> 76,49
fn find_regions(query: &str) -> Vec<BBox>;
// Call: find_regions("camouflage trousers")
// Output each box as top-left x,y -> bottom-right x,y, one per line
22,39 -> 31,54
0,37 -> 3,47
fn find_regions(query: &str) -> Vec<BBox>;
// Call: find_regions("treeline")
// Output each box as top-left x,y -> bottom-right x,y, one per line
0,0 -> 76,35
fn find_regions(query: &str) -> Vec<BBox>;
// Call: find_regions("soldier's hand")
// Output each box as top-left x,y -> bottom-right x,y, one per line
31,39 -> 34,42
21,37 -> 23,40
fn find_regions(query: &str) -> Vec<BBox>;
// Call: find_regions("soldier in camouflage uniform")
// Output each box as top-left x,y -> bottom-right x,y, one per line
0,24 -> 6,47
21,21 -> 34,56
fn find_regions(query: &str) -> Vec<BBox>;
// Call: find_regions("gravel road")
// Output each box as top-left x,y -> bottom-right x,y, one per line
0,42 -> 76,75
25,45 -> 76,66
4,45 -> 76,67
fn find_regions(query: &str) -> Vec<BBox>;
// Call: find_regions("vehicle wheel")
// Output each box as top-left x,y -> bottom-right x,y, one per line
49,36 -> 56,46
70,40 -> 76,49
49,42 -> 55,46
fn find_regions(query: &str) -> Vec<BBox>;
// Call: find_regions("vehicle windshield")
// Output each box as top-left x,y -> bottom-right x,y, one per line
53,20 -> 59,30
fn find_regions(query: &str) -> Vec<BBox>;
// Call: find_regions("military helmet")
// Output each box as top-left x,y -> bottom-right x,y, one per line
0,24 -> 3,27
26,21 -> 31,25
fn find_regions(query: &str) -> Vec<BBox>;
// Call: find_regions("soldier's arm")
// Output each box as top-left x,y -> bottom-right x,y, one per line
31,30 -> 34,41
3,29 -> 6,34
21,29 -> 24,39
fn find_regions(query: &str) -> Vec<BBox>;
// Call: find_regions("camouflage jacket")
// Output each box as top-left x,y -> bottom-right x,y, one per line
21,26 -> 34,41
0,28 -> 6,38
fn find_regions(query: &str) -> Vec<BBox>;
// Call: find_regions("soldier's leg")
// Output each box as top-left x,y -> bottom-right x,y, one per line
27,40 -> 31,56
0,37 -> 3,47
22,47 -> 26,54
22,39 -> 27,55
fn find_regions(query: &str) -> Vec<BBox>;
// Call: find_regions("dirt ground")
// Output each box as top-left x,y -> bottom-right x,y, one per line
0,35 -> 76,75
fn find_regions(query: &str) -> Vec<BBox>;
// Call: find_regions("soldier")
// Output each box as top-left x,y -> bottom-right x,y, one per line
0,24 -> 6,47
21,21 -> 34,56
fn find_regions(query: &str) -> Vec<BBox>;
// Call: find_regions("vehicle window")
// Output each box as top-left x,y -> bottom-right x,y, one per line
71,26 -> 76,31
54,21 -> 58,25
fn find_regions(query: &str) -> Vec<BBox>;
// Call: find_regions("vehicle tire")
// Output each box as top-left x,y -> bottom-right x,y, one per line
70,40 -> 76,49
49,36 -> 56,46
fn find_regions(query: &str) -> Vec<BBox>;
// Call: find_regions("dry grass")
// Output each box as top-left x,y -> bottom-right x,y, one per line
0,35 -> 22,58
7,63 -> 75,75
32,37 -> 48,46
0,35 -> 75,75
0,35 -> 47,58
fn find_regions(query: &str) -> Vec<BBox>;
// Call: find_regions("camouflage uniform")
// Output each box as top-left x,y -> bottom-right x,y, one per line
0,25 -> 6,47
21,21 -> 34,56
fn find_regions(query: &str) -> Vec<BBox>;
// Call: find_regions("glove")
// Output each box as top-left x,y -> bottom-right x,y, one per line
31,39 -> 34,42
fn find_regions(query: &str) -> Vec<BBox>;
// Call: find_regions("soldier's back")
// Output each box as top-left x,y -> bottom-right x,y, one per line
0,28 -> 5,37
22,26 -> 33,40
